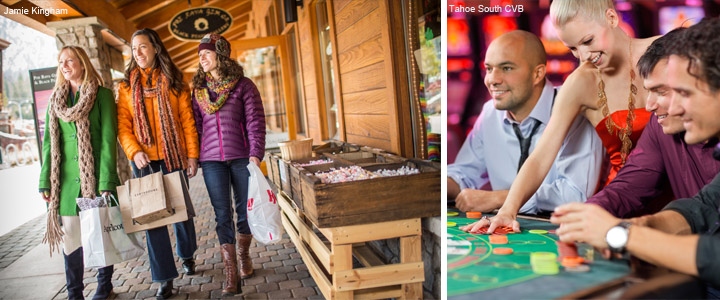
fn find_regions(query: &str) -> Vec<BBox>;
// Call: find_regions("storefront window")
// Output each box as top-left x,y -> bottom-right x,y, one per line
237,46 -> 289,148
314,0 -> 339,140
404,0 -> 441,161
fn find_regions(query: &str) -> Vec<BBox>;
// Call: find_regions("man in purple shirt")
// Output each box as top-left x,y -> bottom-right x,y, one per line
586,27 -> 720,218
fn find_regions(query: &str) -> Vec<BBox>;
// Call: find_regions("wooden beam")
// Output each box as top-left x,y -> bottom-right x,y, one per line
354,286 -> 403,299
332,244 -> 354,299
319,218 -> 421,245
65,0 -> 137,42
400,235 -> 423,299
352,245 -> 384,268
135,0 -> 225,31
334,262 -> 424,291
120,0 -> 174,22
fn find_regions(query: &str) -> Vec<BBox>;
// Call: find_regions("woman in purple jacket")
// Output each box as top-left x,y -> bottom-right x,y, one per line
191,33 -> 266,296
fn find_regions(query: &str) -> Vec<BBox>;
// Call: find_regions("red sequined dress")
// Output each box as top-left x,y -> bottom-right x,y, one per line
594,108 -> 652,186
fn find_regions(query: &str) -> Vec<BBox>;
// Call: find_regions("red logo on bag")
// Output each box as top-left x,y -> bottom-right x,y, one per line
247,198 -> 254,211
267,190 -> 277,204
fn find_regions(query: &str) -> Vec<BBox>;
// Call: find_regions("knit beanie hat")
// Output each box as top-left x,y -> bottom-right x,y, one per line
198,33 -> 230,58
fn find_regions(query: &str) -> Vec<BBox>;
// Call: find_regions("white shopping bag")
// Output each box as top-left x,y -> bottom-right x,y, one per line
80,195 -> 145,267
247,163 -> 284,245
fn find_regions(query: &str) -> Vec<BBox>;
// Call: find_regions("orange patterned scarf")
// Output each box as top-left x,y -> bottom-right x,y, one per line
130,68 -> 187,171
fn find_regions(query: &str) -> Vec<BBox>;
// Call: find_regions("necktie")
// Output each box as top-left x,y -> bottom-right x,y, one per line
512,121 -> 542,172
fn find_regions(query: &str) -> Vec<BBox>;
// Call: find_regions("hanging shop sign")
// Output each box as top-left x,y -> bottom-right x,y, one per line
169,7 -> 233,41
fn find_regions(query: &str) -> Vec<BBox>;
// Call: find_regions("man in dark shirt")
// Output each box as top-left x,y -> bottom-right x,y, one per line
551,18 -> 720,291
587,27 -> 720,217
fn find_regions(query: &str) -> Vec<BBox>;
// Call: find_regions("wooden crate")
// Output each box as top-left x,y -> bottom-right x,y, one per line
322,151 -> 406,167
268,153 -> 282,188
278,193 -> 424,299
299,159 -> 440,227
313,141 -> 362,156
264,151 -> 280,190
289,159 -> 350,211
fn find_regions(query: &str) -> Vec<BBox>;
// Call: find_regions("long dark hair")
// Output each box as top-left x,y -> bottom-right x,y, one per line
191,53 -> 244,89
123,28 -> 185,95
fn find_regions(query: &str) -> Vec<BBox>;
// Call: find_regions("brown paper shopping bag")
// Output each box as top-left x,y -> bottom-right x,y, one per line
128,171 -> 173,224
118,171 -> 192,233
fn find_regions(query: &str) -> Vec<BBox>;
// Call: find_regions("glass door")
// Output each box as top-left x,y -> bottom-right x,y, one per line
229,36 -> 297,149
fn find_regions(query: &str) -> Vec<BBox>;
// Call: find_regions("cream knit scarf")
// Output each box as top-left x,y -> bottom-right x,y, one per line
43,79 -> 99,255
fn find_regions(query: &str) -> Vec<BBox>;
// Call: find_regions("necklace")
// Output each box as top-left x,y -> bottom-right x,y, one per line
596,40 -> 637,165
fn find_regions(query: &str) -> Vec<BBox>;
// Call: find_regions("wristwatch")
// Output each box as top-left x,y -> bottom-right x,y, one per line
605,221 -> 632,254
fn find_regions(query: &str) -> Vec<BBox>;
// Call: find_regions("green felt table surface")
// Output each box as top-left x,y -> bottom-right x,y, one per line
448,209 -> 631,299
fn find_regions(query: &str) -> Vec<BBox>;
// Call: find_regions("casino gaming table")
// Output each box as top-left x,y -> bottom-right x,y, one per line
447,209 -> 632,299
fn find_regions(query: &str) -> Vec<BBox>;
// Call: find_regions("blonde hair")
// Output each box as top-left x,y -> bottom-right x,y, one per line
54,46 -> 103,89
550,0 -> 616,28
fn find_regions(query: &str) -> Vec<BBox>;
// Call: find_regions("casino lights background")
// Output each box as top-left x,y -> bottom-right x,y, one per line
447,0 -> 720,164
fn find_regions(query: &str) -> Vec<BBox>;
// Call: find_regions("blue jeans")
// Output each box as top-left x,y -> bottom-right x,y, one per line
131,160 -> 197,282
200,158 -> 251,245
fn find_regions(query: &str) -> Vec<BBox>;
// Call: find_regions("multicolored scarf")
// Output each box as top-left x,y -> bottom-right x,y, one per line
130,68 -> 187,171
193,73 -> 240,115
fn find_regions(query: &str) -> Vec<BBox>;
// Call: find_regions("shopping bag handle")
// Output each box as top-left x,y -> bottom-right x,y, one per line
102,194 -> 119,207
132,163 -> 157,178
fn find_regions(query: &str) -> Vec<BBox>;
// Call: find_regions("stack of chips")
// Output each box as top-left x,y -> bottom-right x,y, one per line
530,252 -> 559,275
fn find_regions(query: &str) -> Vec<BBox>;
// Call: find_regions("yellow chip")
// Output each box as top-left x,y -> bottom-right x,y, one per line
447,212 -> 459,217
447,221 -> 457,227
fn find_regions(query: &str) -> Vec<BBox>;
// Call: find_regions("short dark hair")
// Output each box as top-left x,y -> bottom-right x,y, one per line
667,18 -> 720,93
637,27 -> 687,79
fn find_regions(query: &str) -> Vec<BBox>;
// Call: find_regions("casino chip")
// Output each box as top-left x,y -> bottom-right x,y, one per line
531,252 -> 559,275
529,229 -> 548,234
447,212 -> 459,217
489,235 -> 508,245
492,247 -> 513,255
467,212 -> 483,219
447,221 -> 457,227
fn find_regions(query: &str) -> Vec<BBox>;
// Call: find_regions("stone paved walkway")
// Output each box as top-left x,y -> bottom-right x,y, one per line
0,170 -> 322,299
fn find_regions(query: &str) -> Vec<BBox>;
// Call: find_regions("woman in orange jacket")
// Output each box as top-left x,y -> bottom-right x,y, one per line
117,28 -> 199,300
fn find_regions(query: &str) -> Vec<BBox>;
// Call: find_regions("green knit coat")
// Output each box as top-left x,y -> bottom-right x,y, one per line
38,86 -> 119,216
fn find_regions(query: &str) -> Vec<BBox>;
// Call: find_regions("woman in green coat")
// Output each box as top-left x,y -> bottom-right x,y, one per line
38,45 -> 118,300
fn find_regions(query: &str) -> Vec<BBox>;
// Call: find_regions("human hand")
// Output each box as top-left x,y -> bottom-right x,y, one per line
40,191 -> 50,203
133,151 -> 150,169
187,158 -> 198,178
249,156 -> 261,167
459,211 -> 520,234
101,191 -> 112,198
455,189 -> 505,213
550,203 -> 620,250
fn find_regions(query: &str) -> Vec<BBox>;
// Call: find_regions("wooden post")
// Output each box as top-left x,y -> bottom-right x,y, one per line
332,244 -> 354,299
400,235 -> 423,299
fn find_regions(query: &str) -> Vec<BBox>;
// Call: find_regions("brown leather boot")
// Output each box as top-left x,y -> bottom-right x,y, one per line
236,233 -> 254,278
220,244 -> 241,296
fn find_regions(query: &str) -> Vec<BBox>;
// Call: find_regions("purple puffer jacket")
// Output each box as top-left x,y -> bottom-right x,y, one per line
192,77 -> 266,162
